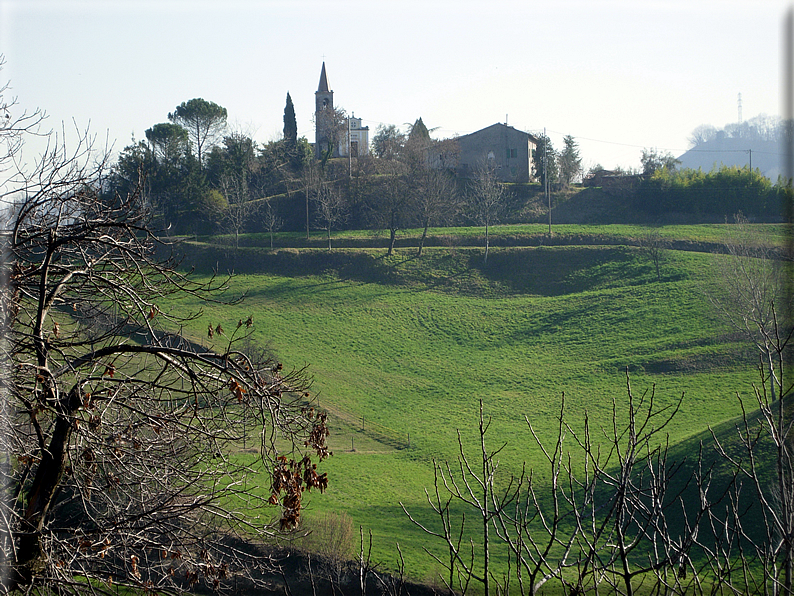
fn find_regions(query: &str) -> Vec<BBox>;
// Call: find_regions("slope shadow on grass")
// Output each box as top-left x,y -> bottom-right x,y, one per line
476,245 -> 680,295
176,243 -> 675,298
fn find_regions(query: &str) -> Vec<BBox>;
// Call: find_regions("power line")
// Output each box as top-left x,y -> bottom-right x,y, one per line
303,112 -> 785,163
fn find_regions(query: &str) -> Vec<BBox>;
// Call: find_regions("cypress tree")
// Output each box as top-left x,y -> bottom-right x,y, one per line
409,117 -> 430,141
283,92 -> 298,148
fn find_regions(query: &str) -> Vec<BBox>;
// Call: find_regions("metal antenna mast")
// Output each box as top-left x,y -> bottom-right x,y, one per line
738,92 -> 743,124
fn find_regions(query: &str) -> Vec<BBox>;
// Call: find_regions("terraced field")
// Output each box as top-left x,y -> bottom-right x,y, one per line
159,224 -> 783,586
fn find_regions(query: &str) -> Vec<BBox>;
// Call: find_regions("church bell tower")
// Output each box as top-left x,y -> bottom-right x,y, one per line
315,62 -> 334,159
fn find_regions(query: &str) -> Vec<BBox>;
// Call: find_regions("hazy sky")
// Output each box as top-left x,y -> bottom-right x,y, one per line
1,0 -> 791,171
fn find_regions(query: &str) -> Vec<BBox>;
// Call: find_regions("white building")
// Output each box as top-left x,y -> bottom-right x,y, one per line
339,114 -> 369,158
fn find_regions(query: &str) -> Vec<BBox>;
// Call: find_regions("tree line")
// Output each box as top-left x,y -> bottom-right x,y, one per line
111,96 -> 787,240
636,163 -> 781,219
107,96 -> 592,244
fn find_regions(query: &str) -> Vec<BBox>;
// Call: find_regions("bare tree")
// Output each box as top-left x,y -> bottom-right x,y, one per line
401,461 -> 477,595
301,158 -> 320,241
705,213 -> 789,401
262,197 -> 282,250
469,162 -> 506,264
369,123 -> 457,258
0,56 -> 48,197
0,70 -> 330,593
638,228 -> 670,281
370,157 -> 409,257
403,379 -> 735,596
219,173 -> 258,249
299,512 -> 355,595
314,180 -> 347,251
709,306 -> 792,595
406,402 -> 519,596
374,542 -> 408,596
688,124 -> 718,147
415,167 -> 459,258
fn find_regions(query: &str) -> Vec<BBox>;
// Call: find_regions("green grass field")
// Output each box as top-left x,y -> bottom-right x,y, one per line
202,221 -> 789,250
157,224 -> 782,586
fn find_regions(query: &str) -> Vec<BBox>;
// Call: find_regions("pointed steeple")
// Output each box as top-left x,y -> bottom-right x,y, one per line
318,62 -> 330,93
315,62 -> 335,159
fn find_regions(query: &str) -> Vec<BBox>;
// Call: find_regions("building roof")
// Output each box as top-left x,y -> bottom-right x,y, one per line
457,122 -> 539,143
317,62 -> 330,93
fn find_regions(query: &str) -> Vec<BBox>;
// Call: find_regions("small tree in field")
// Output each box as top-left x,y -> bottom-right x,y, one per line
415,168 -> 458,257
263,197 -> 282,249
469,162 -> 505,264
638,227 -> 669,281
315,180 -> 347,250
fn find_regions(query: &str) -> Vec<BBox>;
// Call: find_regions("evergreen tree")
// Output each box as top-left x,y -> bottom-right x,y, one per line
283,92 -> 298,148
144,122 -> 189,167
167,98 -> 227,168
408,117 -> 431,142
559,135 -> 582,187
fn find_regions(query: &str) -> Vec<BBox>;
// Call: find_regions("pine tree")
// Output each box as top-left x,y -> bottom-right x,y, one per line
559,135 -> 582,187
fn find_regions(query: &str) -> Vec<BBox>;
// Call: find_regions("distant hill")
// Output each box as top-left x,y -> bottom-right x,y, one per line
677,134 -> 783,180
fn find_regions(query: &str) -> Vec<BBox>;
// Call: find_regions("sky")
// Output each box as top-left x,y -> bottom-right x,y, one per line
1,0 -> 792,172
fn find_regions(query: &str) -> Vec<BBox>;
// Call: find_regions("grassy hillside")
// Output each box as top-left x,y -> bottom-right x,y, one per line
156,225 -> 779,585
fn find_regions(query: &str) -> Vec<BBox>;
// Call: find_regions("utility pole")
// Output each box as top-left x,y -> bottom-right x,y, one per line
545,127 -> 551,236
348,115 -> 352,178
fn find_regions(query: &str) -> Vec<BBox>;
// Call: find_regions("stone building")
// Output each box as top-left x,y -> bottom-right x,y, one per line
314,62 -> 369,159
314,62 -> 335,159
455,123 -> 538,183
